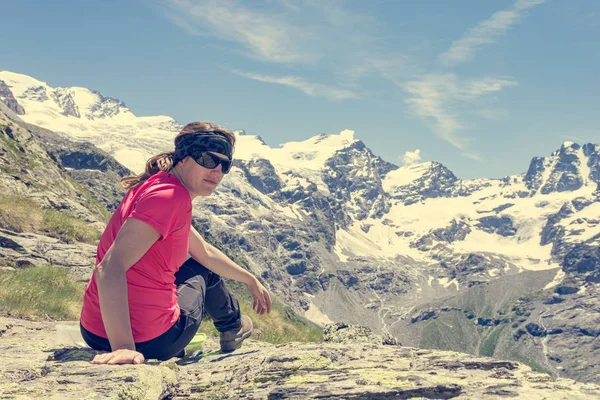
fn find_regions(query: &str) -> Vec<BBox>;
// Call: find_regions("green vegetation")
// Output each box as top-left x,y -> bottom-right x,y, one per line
479,325 -> 505,357
0,266 -> 85,320
0,195 -> 44,232
419,310 -> 482,354
503,340 -> 553,376
0,194 -> 101,244
200,280 -> 323,344
0,130 -> 21,155
0,265 -> 322,345
43,209 -> 101,244
66,177 -> 113,222
195,222 -> 322,343
1,125 -> 111,223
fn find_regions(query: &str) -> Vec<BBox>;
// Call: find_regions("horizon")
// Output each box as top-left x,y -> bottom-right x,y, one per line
1,1 -> 599,179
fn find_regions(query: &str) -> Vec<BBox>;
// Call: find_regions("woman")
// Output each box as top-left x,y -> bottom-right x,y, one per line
80,121 -> 271,365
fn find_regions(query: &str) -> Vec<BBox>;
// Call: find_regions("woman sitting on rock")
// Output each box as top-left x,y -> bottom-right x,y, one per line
80,121 -> 271,365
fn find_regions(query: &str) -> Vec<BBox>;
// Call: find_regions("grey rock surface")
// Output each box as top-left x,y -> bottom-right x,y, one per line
2,317 -> 600,399
0,81 -> 25,115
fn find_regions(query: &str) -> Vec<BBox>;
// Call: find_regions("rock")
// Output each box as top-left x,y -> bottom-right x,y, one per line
50,88 -> 80,118
237,158 -> 283,194
562,245 -> 600,274
411,310 -> 438,323
526,142 -> 586,194
286,261 -> 308,275
525,323 -> 547,337
414,219 -> 472,249
322,141 -> 393,222
0,81 -> 25,115
476,216 -> 517,237
2,317 -> 600,399
555,286 -> 579,295
0,229 -> 95,281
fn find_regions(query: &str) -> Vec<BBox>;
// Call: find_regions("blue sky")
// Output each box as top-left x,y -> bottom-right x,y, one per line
2,0 -> 599,179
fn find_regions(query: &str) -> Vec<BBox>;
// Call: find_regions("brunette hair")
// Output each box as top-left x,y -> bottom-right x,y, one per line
120,122 -> 236,190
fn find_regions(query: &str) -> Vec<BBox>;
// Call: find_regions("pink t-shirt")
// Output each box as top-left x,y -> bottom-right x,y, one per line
80,171 -> 192,343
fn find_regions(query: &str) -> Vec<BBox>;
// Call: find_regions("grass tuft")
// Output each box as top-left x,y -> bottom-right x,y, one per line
0,194 -> 101,244
0,266 -> 323,345
42,209 -> 101,244
0,266 -> 85,320
0,195 -> 44,232
199,281 -> 323,344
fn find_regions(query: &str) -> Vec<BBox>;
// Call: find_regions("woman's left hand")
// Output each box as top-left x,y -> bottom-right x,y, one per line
246,278 -> 272,315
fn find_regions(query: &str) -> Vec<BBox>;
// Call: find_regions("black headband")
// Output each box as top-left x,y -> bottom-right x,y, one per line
173,131 -> 233,165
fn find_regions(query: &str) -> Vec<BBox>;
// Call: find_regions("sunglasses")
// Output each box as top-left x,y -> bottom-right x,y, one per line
192,152 -> 233,174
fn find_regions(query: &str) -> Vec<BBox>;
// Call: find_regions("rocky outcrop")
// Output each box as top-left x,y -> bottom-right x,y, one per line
583,143 -> 600,191
51,88 -> 80,118
413,219 -> 472,250
20,85 -> 49,102
323,141 -> 394,221
476,216 -> 517,237
563,245 -> 600,275
0,81 -> 25,115
0,105 -> 107,225
525,142 -> 594,194
0,101 -> 127,214
0,228 -> 95,281
2,317 -> 600,399
237,158 -> 283,194
389,162 -> 491,205
87,90 -> 126,120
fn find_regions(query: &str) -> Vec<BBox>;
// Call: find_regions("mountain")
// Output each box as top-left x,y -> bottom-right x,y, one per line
1,71 -> 599,383
0,71 -> 181,173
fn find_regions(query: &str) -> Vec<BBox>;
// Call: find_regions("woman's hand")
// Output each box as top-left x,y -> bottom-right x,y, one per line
90,349 -> 145,365
247,277 -> 272,315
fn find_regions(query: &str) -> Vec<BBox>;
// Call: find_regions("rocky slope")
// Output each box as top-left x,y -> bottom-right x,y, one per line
2,317 -> 600,399
0,101 -> 126,275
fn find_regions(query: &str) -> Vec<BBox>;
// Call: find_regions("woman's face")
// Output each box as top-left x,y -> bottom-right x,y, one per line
179,152 -> 229,197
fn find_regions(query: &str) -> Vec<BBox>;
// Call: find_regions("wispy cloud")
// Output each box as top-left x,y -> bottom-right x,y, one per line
462,152 -> 483,161
163,0 -> 534,161
163,0 -> 380,100
164,0 -> 317,64
439,0 -> 546,67
232,70 -> 358,100
402,74 -> 517,151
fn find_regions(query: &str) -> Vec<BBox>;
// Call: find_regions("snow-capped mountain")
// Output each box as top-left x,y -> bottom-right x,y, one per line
2,69 -> 598,290
2,70 -> 599,382
0,71 -> 181,173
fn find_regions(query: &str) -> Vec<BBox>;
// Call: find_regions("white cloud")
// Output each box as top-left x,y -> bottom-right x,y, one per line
439,0 -> 546,67
402,149 -> 422,165
402,74 -> 517,151
232,70 -> 358,100
162,0 -> 381,100
165,0 -> 317,64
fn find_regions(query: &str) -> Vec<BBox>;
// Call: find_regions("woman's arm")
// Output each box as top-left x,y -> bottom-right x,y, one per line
92,218 -> 160,364
188,226 -> 272,314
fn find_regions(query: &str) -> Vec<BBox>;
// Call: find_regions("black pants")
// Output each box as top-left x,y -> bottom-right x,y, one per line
80,258 -> 241,360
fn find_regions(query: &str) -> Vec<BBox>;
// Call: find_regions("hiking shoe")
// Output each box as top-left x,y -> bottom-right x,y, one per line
220,315 -> 253,353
